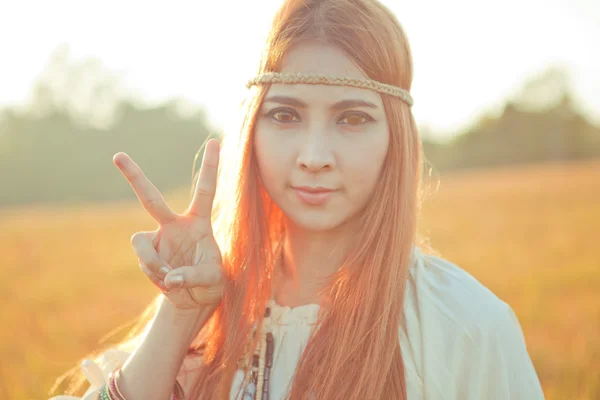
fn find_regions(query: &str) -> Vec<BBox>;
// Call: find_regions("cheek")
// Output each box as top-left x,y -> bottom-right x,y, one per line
343,129 -> 389,191
254,127 -> 289,186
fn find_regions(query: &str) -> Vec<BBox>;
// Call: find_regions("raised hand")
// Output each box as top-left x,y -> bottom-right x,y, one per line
113,139 -> 224,311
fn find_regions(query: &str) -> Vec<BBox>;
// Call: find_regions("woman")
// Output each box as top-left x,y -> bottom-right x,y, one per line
50,0 -> 545,399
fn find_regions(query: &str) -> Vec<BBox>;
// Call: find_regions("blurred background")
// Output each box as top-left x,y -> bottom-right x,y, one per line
1,0 -> 598,399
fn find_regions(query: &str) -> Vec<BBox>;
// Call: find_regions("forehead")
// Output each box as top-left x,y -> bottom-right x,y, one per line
265,41 -> 383,105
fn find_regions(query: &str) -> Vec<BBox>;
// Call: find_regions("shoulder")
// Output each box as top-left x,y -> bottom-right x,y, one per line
408,246 -> 511,337
401,246 -> 544,399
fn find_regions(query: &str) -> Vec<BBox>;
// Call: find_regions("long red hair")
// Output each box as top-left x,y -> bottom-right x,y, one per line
188,1 -> 423,399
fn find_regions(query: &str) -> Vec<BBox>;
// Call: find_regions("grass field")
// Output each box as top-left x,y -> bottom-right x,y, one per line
1,159 -> 598,400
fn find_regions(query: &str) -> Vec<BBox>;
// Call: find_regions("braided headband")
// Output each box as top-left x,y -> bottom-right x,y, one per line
246,72 -> 413,107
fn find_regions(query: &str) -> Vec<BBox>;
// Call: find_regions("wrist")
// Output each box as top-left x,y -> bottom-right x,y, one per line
157,296 -> 215,333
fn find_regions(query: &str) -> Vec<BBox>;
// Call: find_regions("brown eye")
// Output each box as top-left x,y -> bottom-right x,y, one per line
339,112 -> 372,126
269,109 -> 300,123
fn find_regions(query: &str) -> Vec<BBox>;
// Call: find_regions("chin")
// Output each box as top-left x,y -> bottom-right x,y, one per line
284,208 -> 351,232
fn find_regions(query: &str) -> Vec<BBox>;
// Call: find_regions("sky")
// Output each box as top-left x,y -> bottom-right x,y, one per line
1,0 -> 599,140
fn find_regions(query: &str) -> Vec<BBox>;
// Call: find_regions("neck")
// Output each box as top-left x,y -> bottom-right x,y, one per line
272,218 -> 357,308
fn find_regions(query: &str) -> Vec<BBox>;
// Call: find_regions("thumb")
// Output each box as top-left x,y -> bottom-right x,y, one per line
163,264 -> 223,290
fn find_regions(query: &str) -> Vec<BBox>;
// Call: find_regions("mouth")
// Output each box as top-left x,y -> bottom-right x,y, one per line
292,186 -> 336,205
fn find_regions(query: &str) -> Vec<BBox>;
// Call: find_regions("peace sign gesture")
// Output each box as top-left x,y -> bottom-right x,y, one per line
113,139 -> 224,311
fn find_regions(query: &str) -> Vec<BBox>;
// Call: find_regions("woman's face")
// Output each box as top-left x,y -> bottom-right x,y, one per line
254,41 -> 390,232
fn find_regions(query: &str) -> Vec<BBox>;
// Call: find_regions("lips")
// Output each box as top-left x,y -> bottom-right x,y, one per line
293,186 -> 334,193
293,186 -> 336,205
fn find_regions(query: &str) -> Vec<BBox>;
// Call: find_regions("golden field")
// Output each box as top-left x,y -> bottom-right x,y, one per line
1,159 -> 598,400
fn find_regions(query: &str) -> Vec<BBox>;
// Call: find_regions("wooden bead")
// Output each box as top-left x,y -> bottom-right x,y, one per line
255,331 -> 267,400
266,333 -> 274,368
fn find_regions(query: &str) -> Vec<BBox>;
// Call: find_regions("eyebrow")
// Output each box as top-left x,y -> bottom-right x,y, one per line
263,95 -> 379,111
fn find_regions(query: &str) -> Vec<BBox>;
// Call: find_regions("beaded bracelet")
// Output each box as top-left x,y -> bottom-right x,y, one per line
100,367 -> 183,400
108,368 -> 126,400
99,384 -> 181,400
99,385 -> 111,400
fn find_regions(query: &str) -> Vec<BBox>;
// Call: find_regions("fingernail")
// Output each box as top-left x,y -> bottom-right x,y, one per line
166,275 -> 184,287
159,266 -> 171,277
158,280 -> 169,292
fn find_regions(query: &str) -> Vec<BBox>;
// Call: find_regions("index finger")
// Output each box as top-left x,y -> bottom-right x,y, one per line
187,139 -> 220,218
113,153 -> 178,225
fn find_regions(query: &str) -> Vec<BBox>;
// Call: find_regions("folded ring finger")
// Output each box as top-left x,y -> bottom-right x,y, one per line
139,258 -> 170,293
131,230 -> 171,279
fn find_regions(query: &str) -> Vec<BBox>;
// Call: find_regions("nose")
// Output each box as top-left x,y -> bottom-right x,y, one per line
296,129 -> 335,173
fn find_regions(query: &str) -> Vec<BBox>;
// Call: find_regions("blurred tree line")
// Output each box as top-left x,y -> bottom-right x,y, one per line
422,67 -> 600,171
0,46 -> 213,208
1,46 -> 598,208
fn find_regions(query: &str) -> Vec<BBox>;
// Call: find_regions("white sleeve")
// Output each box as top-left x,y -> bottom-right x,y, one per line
462,304 -> 545,399
49,348 -> 200,400
48,349 -> 132,400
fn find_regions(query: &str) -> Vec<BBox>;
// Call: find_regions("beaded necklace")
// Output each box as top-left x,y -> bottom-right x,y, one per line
239,306 -> 275,400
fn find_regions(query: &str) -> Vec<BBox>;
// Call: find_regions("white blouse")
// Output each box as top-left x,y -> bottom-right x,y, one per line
50,246 -> 545,399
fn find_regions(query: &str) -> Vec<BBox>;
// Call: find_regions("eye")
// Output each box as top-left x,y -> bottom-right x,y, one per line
266,108 -> 301,123
338,112 -> 373,126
